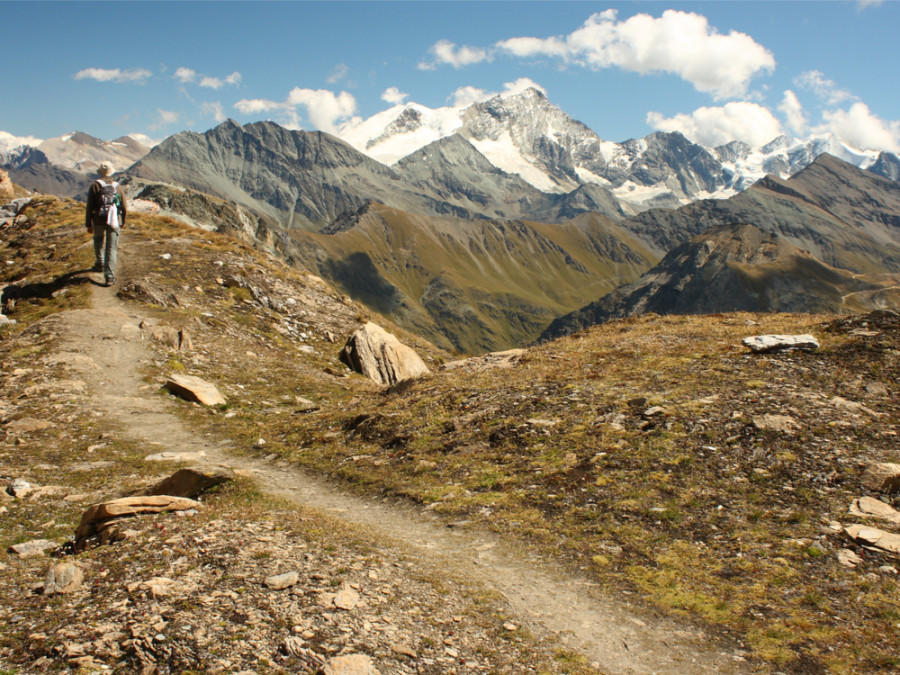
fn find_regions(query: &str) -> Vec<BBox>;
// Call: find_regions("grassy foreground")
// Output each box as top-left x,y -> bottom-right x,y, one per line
3,195 -> 899,672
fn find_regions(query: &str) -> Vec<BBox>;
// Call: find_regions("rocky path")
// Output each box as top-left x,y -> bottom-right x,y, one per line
50,277 -> 754,675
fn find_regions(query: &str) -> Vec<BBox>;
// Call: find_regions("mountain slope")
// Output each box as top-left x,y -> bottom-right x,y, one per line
286,202 -> 655,353
623,153 -> 900,272
540,222 -> 900,341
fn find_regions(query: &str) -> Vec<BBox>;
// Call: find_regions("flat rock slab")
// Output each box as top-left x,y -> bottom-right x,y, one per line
742,334 -> 819,353
76,495 -> 201,541
850,497 -> 900,525
845,524 -> 900,556
265,571 -> 300,590
145,451 -> 207,462
165,374 -> 225,406
321,654 -> 381,675
8,539 -> 59,558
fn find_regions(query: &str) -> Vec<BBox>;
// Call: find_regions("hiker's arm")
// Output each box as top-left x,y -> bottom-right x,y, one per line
118,185 -> 127,226
85,184 -> 96,230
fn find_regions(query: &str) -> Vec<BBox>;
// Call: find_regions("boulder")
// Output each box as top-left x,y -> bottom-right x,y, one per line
165,374 -> 226,406
44,562 -> 84,595
0,170 -> 13,200
339,322 -> 430,386
742,334 -> 819,353
137,465 -> 233,499
862,462 -> 900,493
8,539 -> 59,558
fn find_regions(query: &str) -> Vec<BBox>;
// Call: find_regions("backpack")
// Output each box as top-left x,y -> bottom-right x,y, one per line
95,180 -> 120,218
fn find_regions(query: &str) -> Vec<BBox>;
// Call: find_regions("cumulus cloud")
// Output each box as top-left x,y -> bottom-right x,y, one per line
496,10 -> 775,100
235,88 -> 357,134
815,102 -> 900,153
74,67 -> 152,84
126,133 -> 161,148
201,102 -> 227,123
450,78 -> 547,108
199,71 -> 242,90
0,131 -> 43,152
858,0 -> 883,9
174,67 -> 196,83
795,70 -> 855,105
646,101 -> 784,147
779,90 -> 808,137
381,87 -> 409,105
419,40 -> 492,70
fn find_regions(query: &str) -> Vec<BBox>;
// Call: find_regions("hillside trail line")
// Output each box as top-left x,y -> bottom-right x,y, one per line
47,260 -> 755,675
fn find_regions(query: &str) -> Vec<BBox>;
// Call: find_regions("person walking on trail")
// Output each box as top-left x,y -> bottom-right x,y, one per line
85,161 -> 127,287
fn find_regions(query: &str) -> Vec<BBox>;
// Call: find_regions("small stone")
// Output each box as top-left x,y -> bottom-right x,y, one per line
503,622 -> 518,631
7,478 -> 32,498
144,577 -> 177,597
862,462 -> 900,494
265,571 -> 299,590
390,642 -> 417,658
742,334 -> 819,353
752,414 -> 800,435
334,587 -> 361,610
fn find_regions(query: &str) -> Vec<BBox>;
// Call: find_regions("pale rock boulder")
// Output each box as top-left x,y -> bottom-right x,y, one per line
862,462 -> 900,493
742,334 -> 819,353
0,170 -> 13,200
339,322 -> 430,386
165,374 -> 225,406
320,654 -> 381,675
44,562 -> 84,595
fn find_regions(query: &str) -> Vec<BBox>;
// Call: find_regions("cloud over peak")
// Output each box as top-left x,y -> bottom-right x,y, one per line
496,10 -> 775,100
74,67 -> 153,84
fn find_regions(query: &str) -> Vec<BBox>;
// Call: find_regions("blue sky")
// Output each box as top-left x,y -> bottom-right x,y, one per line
2,1 -> 898,153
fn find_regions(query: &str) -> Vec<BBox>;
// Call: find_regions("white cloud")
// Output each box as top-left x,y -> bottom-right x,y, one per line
199,71 -> 242,90
815,102 -> 900,153
647,101 -> 784,148
420,40 -> 492,70
381,87 -> 409,105
858,0 -> 884,9
496,10 -> 775,100
0,131 -> 43,153
235,88 -> 357,134
74,67 -> 152,84
234,98 -> 282,115
174,67 -> 196,83
451,78 -> 547,108
149,109 -> 180,131
779,90 -> 808,137
286,88 -> 357,134
795,70 -> 855,106
201,102 -> 227,123
126,133 -> 161,148
327,63 -> 349,84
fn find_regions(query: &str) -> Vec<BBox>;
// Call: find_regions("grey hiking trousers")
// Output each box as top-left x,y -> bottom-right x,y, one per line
93,224 -> 119,281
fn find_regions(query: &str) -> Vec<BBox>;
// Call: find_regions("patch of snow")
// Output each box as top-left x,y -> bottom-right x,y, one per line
574,166 -> 612,187
612,180 -> 671,204
469,133 -> 568,193
60,133 -> 75,142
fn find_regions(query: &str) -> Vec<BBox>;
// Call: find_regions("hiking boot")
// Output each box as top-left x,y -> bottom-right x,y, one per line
91,262 -> 103,272
104,276 -> 116,287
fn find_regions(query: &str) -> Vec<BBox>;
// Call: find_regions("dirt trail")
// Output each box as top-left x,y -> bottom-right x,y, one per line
49,273 -> 755,674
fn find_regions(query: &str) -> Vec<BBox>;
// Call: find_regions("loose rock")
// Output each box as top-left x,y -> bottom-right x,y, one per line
742,334 -> 819,353
44,562 -> 84,595
165,374 -> 226,406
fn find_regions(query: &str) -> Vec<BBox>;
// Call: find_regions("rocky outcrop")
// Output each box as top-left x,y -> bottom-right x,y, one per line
339,322 -> 430,386
0,169 -> 13,200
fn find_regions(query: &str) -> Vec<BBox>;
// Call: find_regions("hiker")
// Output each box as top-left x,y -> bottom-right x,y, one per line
85,161 -> 127,286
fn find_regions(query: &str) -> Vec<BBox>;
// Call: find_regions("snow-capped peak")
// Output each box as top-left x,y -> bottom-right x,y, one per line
0,131 -> 44,154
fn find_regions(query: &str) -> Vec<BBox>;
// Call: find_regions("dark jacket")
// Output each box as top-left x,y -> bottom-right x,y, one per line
85,179 -> 127,230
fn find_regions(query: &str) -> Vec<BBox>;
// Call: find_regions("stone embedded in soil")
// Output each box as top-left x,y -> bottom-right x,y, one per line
752,414 -> 800,435
862,462 -> 900,493
320,654 -> 381,675
334,587 -> 361,610
7,478 -> 33,498
44,562 -> 84,595
76,495 -> 201,542
8,539 -> 59,558
265,571 -> 300,590
339,322 -> 430,386
165,373 -> 226,406
741,334 -> 820,353
837,549 -> 863,567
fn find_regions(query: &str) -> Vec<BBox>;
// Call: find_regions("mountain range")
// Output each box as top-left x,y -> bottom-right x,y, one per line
3,89 -> 900,352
